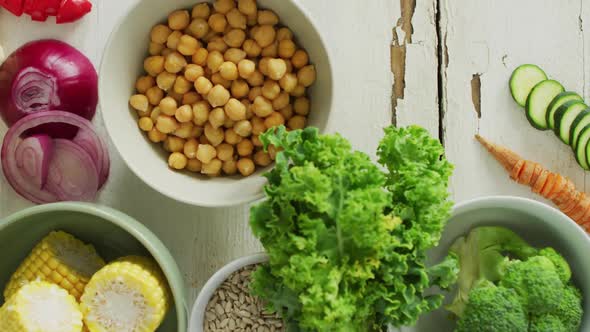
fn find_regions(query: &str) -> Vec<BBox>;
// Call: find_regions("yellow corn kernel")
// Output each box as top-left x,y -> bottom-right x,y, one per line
4,231 -> 105,301
0,280 -> 83,332
81,256 -> 171,332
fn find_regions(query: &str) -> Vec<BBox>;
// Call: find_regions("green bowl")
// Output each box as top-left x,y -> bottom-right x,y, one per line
0,202 -> 188,332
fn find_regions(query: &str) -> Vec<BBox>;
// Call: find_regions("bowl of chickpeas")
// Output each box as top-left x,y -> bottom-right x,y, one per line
100,0 -> 332,206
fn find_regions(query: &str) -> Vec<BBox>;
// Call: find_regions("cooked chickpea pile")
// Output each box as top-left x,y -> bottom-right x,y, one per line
129,0 -> 316,177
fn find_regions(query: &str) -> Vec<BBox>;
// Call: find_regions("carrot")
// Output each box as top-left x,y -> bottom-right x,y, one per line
476,134 -> 590,232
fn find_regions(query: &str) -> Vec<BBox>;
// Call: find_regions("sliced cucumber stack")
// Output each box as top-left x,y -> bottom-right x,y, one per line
546,91 -> 584,130
570,109 -> 590,150
553,100 -> 587,145
524,80 -> 564,130
509,64 -> 548,106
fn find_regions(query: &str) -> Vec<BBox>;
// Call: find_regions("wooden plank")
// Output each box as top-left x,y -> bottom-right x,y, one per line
440,0 -> 586,203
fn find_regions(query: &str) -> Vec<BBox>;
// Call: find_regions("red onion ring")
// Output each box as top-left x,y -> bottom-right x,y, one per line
15,134 -> 54,189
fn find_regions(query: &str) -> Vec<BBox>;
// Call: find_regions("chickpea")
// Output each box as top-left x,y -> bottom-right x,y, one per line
197,144 -> 217,163
187,158 -> 202,172
235,59 -> 254,79
204,123 -> 225,146
183,138 -> 199,158
136,75 -> 155,93
130,94 -> 149,112
237,158 -> 255,176
254,150 -> 272,166
173,121 -> 195,138
231,79 -> 249,98
177,35 -> 199,56
149,42 -> 165,56
159,96 -> 177,116
138,117 -> 154,131
237,139 -> 254,156
156,71 -> 176,91
216,143 -> 234,161
264,111 -> 285,128
226,8 -> 246,29
291,84 -> 306,97
222,49 -> 244,65
208,13 -> 227,33
209,107 -> 226,128
246,70 -> 264,86
278,39 -> 296,59
291,49 -> 309,69
208,84 -> 231,107
151,24 -> 172,44
212,0 -> 234,13
279,72 -> 298,92
192,101 -> 211,125
148,128 -> 167,143
224,117 -> 235,128
262,80 -> 280,100
279,104 -> 294,120
242,39 -> 261,58
248,86 -> 262,101
164,52 -> 187,74
224,128 -> 242,144
168,152 -> 188,170
164,136 -> 186,153
192,48 -> 209,66
186,18 -> 209,39
156,115 -> 179,134
258,10 -> 279,25
175,104 -> 193,123
168,10 -> 190,30
276,27 -> 293,41
251,117 -> 266,135
195,76 -> 213,95
267,58 -> 287,80
167,31 -> 183,49
293,97 -> 310,115
243,99 -> 254,119
258,57 -> 270,76
261,42 -> 278,58
201,158 -> 223,175
234,120 -> 252,137
219,61 -> 239,81
150,106 -> 161,122
207,36 -> 228,53
222,159 -> 238,175
288,115 -> 306,130
251,135 -> 262,147
184,64 -> 204,82
224,98 -> 246,121
172,76 -> 191,95
144,56 -> 165,76
224,29 -> 246,48
252,96 -> 273,117
297,65 -> 316,87
237,0 -> 257,15
272,92 -> 290,110
182,92 -> 201,105
137,104 -> 153,117
161,48 -> 174,57
253,25 -> 276,48
191,3 -> 210,19
267,144 -> 279,160
207,50 -> 224,73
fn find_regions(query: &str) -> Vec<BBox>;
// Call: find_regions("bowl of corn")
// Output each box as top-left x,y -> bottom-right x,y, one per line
0,202 -> 187,332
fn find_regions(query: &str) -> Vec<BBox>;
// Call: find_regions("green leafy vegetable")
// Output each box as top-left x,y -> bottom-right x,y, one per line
250,125 -> 455,331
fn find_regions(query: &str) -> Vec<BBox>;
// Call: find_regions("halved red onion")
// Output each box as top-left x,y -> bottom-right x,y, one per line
14,134 -> 54,189
73,128 -> 110,188
45,139 -> 98,202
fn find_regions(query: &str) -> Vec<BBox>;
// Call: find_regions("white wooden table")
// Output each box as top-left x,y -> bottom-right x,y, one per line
1,0 -> 588,312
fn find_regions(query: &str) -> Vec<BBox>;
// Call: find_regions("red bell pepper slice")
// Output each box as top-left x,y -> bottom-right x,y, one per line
56,0 -> 92,24
23,0 -> 49,21
0,0 -> 24,16
45,0 -> 61,16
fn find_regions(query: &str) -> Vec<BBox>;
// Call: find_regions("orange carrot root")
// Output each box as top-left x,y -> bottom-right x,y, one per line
476,134 -> 590,234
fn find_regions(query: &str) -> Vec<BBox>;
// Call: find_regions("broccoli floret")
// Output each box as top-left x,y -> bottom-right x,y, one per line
555,285 -> 583,331
539,247 -> 572,283
529,314 -> 566,332
455,281 -> 527,332
499,256 -> 563,314
446,227 -> 537,316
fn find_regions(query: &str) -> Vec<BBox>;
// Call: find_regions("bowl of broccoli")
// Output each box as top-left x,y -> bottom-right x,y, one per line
415,195 -> 589,332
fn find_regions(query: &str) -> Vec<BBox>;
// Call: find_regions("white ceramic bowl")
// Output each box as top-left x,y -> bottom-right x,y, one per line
189,252 -> 268,332
100,0 -> 333,207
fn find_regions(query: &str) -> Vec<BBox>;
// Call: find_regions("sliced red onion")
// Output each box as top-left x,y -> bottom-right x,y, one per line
73,128 -> 110,188
44,139 -> 98,202
15,134 -> 54,189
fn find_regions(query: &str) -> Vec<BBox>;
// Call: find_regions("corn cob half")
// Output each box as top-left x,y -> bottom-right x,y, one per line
80,255 -> 170,332
0,280 -> 83,332
4,231 -> 106,301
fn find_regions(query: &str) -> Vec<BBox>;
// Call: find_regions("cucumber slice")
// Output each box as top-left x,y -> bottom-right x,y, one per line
524,80 -> 564,130
509,64 -> 548,107
577,125 -> 590,170
546,91 -> 584,130
554,101 -> 587,144
570,109 -> 590,149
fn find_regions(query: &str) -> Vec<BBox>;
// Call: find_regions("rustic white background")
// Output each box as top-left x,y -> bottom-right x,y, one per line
0,0 -> 587,314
